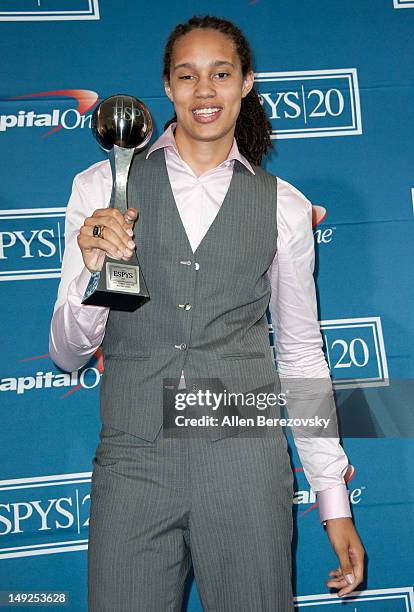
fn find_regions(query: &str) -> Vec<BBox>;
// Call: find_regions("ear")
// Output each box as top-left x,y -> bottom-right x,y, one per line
241,70 -> 255,98
164,79 -> 173,103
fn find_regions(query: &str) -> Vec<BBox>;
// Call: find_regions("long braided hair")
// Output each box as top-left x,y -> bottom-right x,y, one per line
162,15 -> 273,166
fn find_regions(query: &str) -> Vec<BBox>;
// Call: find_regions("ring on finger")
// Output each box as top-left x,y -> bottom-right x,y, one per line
92,224 -> 104,239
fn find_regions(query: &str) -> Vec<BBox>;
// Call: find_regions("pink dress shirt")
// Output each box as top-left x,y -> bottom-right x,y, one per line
49,122 -> 353,525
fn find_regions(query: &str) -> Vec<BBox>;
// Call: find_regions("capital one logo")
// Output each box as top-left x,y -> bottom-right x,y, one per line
0,89 -> 99,136
0,349 -> 103,397
254,68 -> 362,139
0,473 -> 91,559
0,1 -> 100,21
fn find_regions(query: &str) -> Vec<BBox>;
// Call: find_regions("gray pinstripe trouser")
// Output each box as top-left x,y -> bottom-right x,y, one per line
88,424 -> 294,611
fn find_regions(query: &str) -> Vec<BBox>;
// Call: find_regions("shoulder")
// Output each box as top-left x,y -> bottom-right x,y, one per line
276,176 -> 312,221
252,165 -> 313,224
272,176 -> 314,246
251,165 -> 311,208
276,176 -> 312,206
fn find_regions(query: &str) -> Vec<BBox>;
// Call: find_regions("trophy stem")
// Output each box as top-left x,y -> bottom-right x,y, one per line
109,145 -> 136,214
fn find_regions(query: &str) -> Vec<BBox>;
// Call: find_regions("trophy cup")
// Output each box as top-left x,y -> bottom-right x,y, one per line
82,94 -> 153,311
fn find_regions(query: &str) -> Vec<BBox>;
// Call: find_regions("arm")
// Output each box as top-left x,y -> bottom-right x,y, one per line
49,163 -> 112,372
268,177 -> 364,596
268,177 -> 351,523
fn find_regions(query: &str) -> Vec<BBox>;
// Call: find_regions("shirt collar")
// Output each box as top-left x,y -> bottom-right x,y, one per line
145,121 -> 255,175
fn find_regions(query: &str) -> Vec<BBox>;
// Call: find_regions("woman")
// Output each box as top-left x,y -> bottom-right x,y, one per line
50,14 -> 365,611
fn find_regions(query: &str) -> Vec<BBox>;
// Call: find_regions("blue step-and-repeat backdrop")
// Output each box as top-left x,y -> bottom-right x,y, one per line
1,1 -> 413,610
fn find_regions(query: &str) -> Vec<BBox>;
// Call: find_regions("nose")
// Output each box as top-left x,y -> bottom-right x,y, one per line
194,74 -> 216,98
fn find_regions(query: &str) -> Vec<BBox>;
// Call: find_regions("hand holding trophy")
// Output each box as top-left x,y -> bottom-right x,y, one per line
82,94 -> 153,311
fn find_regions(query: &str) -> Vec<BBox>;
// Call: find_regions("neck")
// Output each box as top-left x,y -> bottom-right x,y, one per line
173,123 -> 235,177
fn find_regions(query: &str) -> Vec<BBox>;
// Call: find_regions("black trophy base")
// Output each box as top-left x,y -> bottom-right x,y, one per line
81,253 -> 150,312
82,287 -> 149,311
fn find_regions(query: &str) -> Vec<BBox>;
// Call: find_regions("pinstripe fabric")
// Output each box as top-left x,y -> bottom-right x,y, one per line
88,424 -> 294,611
100,147 -> 280,442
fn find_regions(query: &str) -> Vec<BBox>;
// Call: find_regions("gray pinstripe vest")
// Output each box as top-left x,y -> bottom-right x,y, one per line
100,147 -> 280,441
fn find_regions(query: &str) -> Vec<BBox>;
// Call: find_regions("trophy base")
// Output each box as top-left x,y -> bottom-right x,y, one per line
81,253 -> 150,312
82,288 -> 149,311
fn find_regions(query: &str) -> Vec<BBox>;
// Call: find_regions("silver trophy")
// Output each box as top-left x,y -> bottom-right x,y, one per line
82,94 -> 153,311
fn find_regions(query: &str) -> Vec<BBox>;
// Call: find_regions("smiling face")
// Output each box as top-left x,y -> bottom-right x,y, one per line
164,28 -> 254,146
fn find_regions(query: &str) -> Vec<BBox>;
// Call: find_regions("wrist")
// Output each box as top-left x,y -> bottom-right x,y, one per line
323,516 -> 354,529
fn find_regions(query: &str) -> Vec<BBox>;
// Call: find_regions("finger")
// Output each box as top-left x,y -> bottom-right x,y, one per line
88,207 -> 137,235
78,227 -> 134,260
335,546 -> 364,597
124,208 -> 138,224
348,545 -> 365,587
337,549 -> 356,587
89,225 -> 135,257
123,209 -> 138,236
84,216 -> 134,252
327,577 -> 347,587
326,571 -> 347,587
337,582 -> 360,597
123,216 -> 135,237
327,567 -> 345,580
78,231 -> 123,259
91,207 -> 126,225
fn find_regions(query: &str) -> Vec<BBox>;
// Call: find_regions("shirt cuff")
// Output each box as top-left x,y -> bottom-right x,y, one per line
317,483 -> 352,525
68,266 -> 110,336
74,265 -> 95,297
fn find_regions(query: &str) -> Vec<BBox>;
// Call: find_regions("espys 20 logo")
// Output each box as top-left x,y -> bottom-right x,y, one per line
255,68 -> 362,139
0,1 -> 100,21
0,473 -> 91,559
0,207 -> 66,281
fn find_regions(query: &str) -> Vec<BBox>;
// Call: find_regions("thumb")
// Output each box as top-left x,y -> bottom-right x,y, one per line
124,208 -> 138,224
337,550 -> 355,585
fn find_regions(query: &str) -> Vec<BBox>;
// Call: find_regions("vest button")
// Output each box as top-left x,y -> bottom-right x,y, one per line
184,303 -> 192,310
174,343 -> 187,350
194,262 -> 200,270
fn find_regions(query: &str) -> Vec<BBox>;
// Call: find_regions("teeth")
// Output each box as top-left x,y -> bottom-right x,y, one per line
193,107 -> 221,115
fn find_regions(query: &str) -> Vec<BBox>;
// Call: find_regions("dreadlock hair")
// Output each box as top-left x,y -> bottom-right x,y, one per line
162,15 -> 273,167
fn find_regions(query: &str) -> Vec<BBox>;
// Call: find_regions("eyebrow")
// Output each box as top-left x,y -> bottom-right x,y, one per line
173,60 -> 235,71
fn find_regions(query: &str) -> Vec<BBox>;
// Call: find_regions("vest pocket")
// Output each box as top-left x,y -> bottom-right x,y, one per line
220,351 -> 265,360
